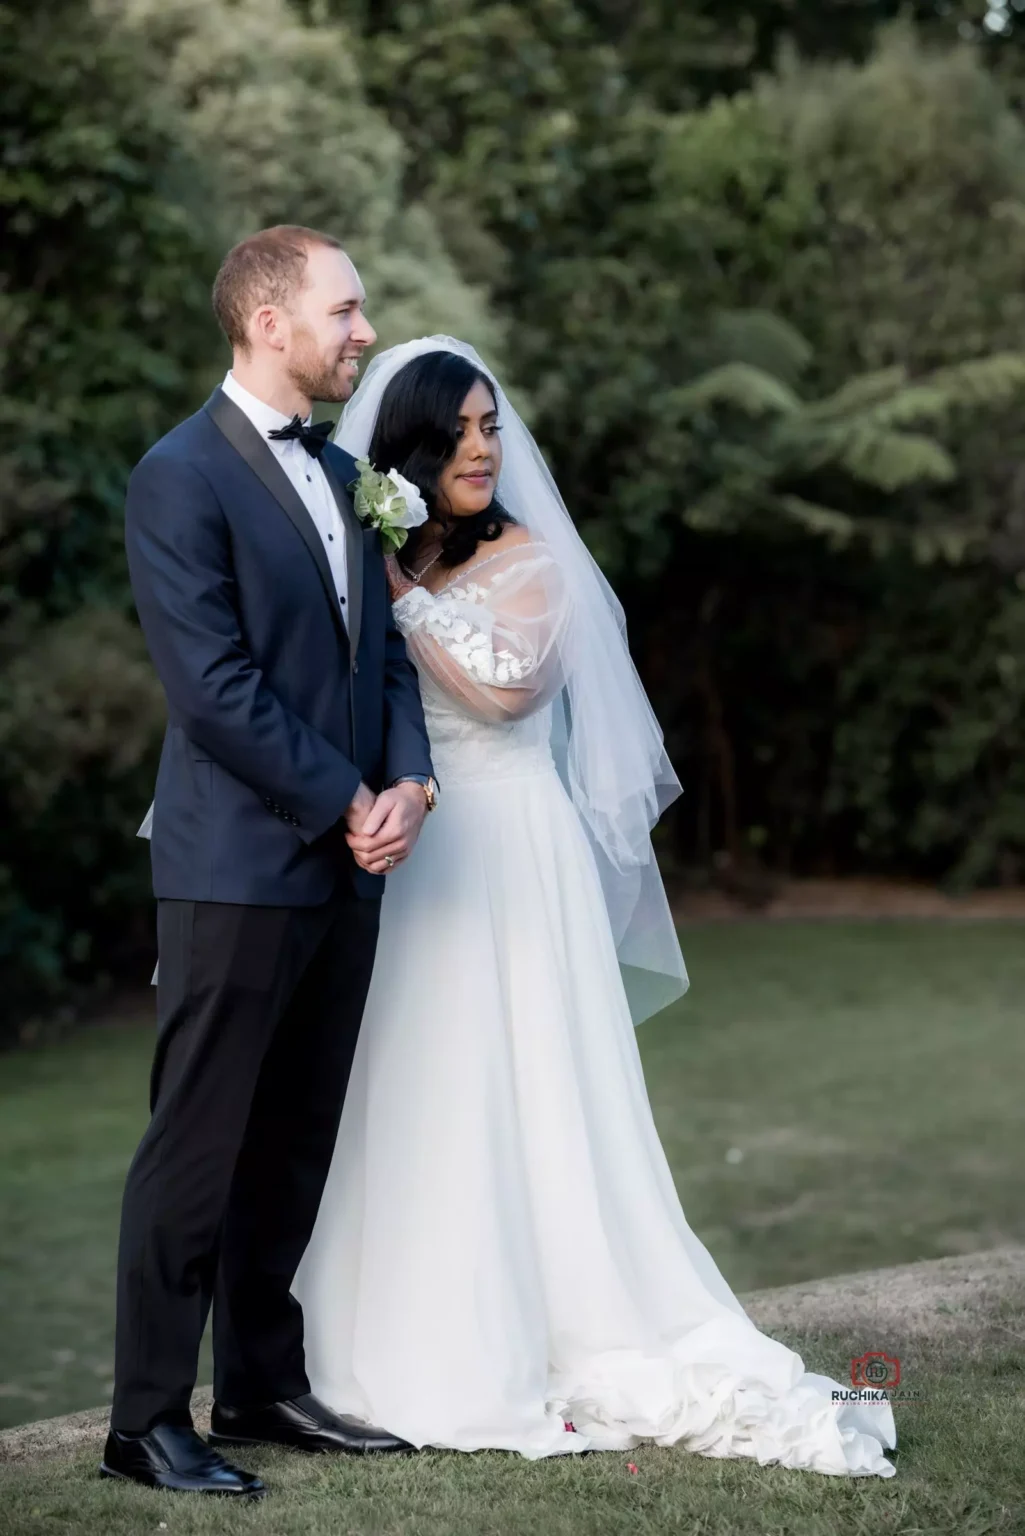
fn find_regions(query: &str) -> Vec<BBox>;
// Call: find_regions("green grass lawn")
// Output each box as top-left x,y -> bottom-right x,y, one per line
1,922 -> 1024,1534
1,1332 -> 1023,1536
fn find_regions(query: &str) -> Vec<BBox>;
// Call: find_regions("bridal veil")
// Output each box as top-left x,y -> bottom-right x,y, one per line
336,337 -> 688,1023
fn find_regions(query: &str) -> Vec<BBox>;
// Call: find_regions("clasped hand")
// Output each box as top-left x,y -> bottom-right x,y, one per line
343,780 -> 426,875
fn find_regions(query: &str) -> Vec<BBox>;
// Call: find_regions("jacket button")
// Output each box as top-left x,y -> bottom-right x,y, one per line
352,660 -> 359,675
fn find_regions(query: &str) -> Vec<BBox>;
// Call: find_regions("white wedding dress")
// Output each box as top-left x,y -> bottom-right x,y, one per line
292,541 -> 896,1476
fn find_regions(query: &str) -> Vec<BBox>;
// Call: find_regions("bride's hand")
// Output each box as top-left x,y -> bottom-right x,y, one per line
346,782 -> 426,873
385,555 -> 415,602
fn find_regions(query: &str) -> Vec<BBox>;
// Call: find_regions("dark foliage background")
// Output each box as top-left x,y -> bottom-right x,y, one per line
5,0 -> 1025,1034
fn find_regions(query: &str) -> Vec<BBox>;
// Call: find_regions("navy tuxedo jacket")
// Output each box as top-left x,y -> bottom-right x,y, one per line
125,386 -> 434,905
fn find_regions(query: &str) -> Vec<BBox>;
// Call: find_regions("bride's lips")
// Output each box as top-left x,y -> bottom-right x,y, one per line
459,471 -> 492,485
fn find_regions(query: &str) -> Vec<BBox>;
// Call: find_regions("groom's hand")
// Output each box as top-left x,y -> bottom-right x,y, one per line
343,781 -> 377,835
345,782 -> 426,874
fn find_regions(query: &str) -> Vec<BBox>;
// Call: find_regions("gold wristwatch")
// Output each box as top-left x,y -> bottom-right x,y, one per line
395,775 -> 439,813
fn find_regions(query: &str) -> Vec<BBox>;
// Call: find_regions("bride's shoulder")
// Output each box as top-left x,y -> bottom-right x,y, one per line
495,524 -> 534,550
485,525 -> 552,566
436,525 -> 553,596
479,525 -> 553,577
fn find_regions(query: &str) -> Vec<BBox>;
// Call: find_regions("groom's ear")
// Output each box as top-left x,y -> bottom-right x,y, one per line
250,303 -> 288,354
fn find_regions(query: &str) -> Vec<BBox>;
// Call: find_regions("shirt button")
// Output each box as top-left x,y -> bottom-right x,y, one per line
328,533 -> 334,541
306,474 -> 312,483
339,595 -> 346,604
353,660 -> 359,674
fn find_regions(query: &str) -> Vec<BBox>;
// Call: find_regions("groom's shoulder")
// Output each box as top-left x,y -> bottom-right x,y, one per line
129,401 -> 229,505
126,404 -> 226,519
138,401 -> 218,468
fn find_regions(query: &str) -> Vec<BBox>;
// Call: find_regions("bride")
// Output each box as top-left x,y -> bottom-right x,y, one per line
291,338 -> 897,1477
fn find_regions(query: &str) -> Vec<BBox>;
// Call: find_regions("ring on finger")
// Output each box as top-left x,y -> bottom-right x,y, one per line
384,855 -> 395,868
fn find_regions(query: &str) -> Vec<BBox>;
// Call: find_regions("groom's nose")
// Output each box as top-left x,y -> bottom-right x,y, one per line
351,310 -> 377,348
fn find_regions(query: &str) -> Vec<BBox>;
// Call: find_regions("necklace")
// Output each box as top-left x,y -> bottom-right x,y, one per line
410,548 -> 443,583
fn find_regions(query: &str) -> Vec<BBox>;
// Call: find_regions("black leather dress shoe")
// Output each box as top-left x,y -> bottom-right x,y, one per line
209,1392 -> 412,1455
99,1422 -> 266,1497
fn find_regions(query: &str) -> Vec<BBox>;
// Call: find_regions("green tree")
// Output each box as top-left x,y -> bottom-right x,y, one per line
100,0 -> 504,360
633,29 -> 1025,879
354,11 -> 1025,883
0,0 -> 219,1027
579,1 -> 1025,110
1,0 -> 506,1030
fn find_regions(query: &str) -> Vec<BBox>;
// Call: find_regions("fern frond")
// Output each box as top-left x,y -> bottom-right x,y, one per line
773,420 -> 955,490
708,310 -> 813,385
925,352 -> 1025,408
803,367 -> 909,423
908,524 -> 985,564
681,486 -> 756,532
670,363 -> 802,419
857,384 -> 952,429
838,427 -> 956,490
772,495 -> 860,546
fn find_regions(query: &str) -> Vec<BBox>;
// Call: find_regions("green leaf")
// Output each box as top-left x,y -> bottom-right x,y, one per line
709,310 -> 813,385
670,363 -> 803,419
773,495 -> 860,545
838,428 -> 956,491
803,367 -> 910,424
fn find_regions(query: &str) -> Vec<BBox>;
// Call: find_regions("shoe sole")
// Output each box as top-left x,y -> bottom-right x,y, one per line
208,1431 -> 410,1456
99,1462 -> 266,1498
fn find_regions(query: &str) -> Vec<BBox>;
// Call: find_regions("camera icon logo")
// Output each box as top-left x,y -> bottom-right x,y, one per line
850,1351 -> 901,1390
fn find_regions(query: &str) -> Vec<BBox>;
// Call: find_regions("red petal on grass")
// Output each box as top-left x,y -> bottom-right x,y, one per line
627,1462 -> 639,1474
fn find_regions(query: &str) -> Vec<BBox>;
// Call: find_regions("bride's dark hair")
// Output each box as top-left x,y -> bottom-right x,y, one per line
367,351 -> 517,573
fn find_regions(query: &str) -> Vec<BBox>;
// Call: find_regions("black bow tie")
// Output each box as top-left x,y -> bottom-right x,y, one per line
267,415 -> 335,459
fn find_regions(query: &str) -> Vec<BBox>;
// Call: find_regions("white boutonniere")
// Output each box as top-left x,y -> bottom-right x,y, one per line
351,459 -> 429,553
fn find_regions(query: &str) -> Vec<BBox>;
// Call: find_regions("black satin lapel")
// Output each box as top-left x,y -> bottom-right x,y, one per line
320,453 -> 363,660
204,389 -> 347,642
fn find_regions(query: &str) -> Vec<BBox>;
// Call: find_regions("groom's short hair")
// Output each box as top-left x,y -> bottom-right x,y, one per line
212,225 -> 344,352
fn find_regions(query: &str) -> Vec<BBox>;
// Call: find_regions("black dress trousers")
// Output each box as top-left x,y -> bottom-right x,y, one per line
111,886 -> 381,1434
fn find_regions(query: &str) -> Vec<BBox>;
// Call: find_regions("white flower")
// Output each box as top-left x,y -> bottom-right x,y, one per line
353,458 -> 430,551
384,468 -> 429,529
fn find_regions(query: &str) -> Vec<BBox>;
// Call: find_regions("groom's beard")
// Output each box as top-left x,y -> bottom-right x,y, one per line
287,326 -> 352,405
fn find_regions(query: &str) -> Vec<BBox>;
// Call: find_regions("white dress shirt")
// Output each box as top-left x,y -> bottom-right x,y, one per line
221,370 -> 349,630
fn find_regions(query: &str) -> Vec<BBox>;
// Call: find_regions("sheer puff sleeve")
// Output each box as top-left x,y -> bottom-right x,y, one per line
391,540 -> 568,725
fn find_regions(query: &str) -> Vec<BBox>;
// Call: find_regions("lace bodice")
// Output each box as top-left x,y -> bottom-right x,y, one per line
392,542 -> 566,787
419,678 -> 555,786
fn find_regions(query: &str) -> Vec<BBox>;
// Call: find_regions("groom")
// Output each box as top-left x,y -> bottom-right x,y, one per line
104,226 -> 437,1498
